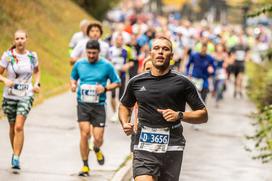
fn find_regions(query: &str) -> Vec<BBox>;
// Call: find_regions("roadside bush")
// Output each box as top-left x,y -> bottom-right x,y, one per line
247,61 -> 272,163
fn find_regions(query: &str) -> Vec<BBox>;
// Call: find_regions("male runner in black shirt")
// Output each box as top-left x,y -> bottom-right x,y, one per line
118,36 -> 208,181
230,37 -> 249,98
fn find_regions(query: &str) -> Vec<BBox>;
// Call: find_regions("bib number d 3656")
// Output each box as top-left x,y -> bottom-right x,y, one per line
138,126 -> 170,153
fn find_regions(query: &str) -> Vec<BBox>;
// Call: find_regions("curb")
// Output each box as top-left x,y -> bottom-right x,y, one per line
111,158 -> 132,181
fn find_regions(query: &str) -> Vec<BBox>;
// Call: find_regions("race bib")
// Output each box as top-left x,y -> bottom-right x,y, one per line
236,50 -> 246,61
138,126 -> 170,153
80,84 -> 99,103
216,68 -> 226,80
191,77 -> 204,91
9,83 -> 29,97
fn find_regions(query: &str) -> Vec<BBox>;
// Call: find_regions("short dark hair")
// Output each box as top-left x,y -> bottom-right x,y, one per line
86,22 -> 103,36
154,36 -> 173,52
86,40 -> 100,50
202,42 -> 208,48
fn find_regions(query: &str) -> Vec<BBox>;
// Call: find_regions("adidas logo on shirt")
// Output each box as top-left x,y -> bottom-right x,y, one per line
139,86 -> 146,91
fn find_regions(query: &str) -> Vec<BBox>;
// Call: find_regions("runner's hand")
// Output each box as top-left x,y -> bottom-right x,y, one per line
4,79 -> 13,87
71,84 -> 77,92
208,65 -> 214,74
157,109 -> 179,122
33,85 -> 40,94
96,84 -> 105,94
121,62 -> 134,71
122,122 -> 134,136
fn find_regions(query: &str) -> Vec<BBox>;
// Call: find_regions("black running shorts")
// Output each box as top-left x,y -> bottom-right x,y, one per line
233,61 -> 245,77
133,150 -> 183,181
77,102 -> 106,127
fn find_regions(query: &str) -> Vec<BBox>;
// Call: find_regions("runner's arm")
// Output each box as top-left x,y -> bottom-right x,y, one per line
0,64 -> 13,87
70,79 -> 77,92
185,54 -> 194,76
119,103 -> 134,136
33,66 -> 41,93
96,82 -> 120,94
0,66 -> 7,82
33,66 -> 40,86
157,108 -> 208,124
69,42 -> 83,65
70,57 -> 78,65
70,62 -> 79,92
184,77 -> 208,124
119,78 -> 136,136
104,82 -> 120,91
182,108 -> 208,124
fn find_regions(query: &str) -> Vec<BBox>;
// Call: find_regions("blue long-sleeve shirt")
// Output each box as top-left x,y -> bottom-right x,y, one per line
186,53 -> 216,89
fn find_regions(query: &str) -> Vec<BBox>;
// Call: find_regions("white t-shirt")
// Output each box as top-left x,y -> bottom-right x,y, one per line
0,49 -> 38,100
70,39 -> 110,59
69,31 -> 89,49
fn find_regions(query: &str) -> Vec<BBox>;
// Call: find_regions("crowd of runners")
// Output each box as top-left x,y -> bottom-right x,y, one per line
0,1 -> 271,180
68,4 -> 271,179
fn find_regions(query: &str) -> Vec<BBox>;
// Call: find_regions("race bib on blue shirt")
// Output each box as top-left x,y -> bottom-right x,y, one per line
80,84 -> 99,103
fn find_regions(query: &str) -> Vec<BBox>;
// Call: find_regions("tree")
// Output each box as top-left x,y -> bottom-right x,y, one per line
73,0 -> 121,21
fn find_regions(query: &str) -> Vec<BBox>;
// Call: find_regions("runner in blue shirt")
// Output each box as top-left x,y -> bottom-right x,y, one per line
70,40 -> 120,177
186,43 -> 216,102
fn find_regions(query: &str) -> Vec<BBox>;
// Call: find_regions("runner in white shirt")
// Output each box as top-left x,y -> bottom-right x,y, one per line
0,30 -> 41,171
108,33 -> 133,121
70,22 -> 109,65
69,19 -> 90,54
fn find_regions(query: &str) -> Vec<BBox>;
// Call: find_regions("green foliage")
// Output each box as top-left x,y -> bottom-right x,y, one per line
246,2 -> 272,162
247,105 -> 272,163
247,4 -> 272,17
73,0 -> 121,21
0,0 -> 93,106
247,61 -> 272,162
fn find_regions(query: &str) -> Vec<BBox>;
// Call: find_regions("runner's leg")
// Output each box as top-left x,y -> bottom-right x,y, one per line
135,175 -> 157,181
9,123 -> 15,149
79,122 -> 91,161
13,115 -> 26,156
93,127 -> 104,147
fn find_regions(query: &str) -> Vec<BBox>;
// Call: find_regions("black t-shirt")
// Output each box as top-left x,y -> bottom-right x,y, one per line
121,70 -> 206,128
231,44 -> 249,62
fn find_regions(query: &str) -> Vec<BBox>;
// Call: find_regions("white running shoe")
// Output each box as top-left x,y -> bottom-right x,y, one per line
111,112 -> 119,123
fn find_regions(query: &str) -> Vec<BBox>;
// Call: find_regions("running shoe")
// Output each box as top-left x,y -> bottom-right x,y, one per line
78,166 -> 90,177
111,112 -> 119,122
11,155 -> 20,170
95,150 -> 105,165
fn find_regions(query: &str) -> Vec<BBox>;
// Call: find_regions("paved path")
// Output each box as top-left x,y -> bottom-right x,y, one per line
1,84 -> 272,181
180,84 -> 272,181
0,92 -> 130,181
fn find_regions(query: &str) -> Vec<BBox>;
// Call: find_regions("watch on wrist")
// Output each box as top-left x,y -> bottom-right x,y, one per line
36,82 -> 41,87
104,86 -> 108,92
177,111 -> 184,120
